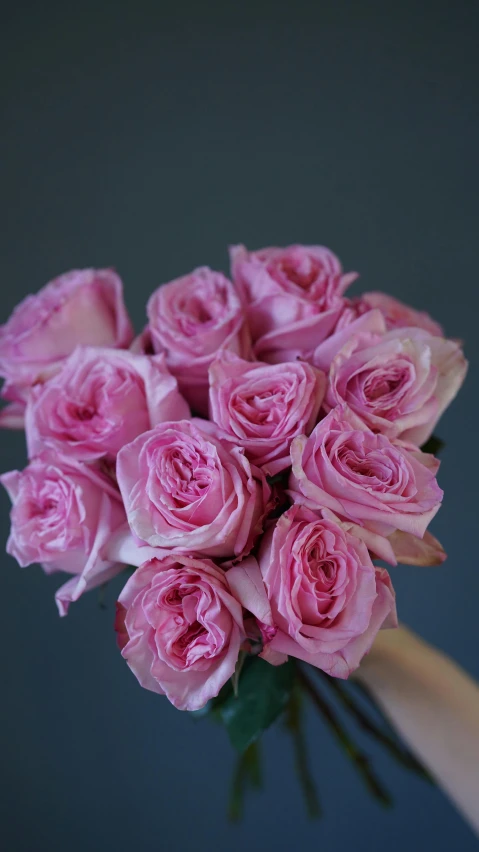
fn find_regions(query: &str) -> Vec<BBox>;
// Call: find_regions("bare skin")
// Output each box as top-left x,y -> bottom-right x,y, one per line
356,625 -> 479,835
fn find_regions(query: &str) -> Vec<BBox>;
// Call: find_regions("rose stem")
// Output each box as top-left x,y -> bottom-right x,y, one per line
318,670 -> 433,782
285,683 -> 322,818
296,665 -> 393,807
228,741 -> 261,821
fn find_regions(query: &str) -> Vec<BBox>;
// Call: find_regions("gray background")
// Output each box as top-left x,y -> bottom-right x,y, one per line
1,1 -> 478,850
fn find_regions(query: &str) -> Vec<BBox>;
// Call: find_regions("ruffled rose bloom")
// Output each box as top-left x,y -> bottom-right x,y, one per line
208,352 -> 326,476
230,243 -> 357,364
228,506 -> 397,679
289,405 -> 443,553
117,419 -> 271,558
0,453 -> 126,615
143,267 -> 250,415
337,291 -> 444,337
0,268 -> 133,426
115,553 -> 244,710
326,327 -> 467,445
25,346 -> 189,462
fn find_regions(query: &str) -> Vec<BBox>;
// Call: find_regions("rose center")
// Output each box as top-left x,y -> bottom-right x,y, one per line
272,256 -> 320,289
75,404 -> 97,421
175,620 -> 207,651
338,444 -> 395,486
307,546 -> 337,588
358,363 -> 412,412
160,444 -> 215,507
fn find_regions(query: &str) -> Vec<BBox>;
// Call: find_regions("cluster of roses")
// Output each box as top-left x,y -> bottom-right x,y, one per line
0,245 -> 467,712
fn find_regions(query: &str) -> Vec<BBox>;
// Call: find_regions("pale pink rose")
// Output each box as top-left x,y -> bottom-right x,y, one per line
227,506 -> 397,679
115,553 -> 244,710
0,453 -> 126,615
289,405 -> 443,544
337,291 -> 444,337
117,419 -> 271,558
208,352 -> 325,476
326,328 -> 467,445
230,244 -> 358,364
25,346 -> 189,462
0,268 -> 133,426
144,267 -> 250,415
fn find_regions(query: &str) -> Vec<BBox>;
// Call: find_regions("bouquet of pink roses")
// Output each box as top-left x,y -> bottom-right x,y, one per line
0,245 -> 467,817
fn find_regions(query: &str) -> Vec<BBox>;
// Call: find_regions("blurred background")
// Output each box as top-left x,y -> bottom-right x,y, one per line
1,1 -> 478,850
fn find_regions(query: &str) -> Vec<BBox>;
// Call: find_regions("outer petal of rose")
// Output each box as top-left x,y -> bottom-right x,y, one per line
388,529 -> 447,566
330,568 -> 398,676
361,291 -> 444,337
226,558 -> 288,666
394,443 -> 440,478
55,493 -> 124,616
269,567 -> 397,679
320,507 -> 398,565
104,526 -> 168,567
149,623 -> 243,711
270,629 -> 352,678
254,307 -> 343,363
333,495 -> 441,539
0,469 -> 21,502
0,401 -> 26,429
226,556 -> 273,626
121,631 -> 166,695
402,338 -> 468,446
55,562 -> 122,616
310,309 -> 387,372
102,349 -> 191,425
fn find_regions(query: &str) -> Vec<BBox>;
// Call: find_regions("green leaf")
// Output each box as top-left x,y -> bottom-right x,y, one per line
420,434 -> 445,456
219,656 -> 294,752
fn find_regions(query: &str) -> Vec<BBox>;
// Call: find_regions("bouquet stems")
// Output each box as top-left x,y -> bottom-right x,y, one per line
228,741 -> 262,821
285,683 -> 322,818
296,665 -> 393,807
317,670 -> 432,782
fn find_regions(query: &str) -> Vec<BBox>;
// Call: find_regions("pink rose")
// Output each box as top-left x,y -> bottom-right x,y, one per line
208,352 -> 326,476
307,309 -> 387,373
144,267 -> 250,415
338,291 -> 444,337
230,244 -> 357,364
326,327 -> 467,445
228,506 -> 397,678
25,346 -> 189,462
0,453 -> 126,615
115,553 -> 244,710
117,419 -> 271,558
289,405 -> 443,546
0,268 -> 133,425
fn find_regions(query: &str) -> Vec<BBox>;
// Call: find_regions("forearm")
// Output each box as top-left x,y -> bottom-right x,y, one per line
357,626 -> 479,835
